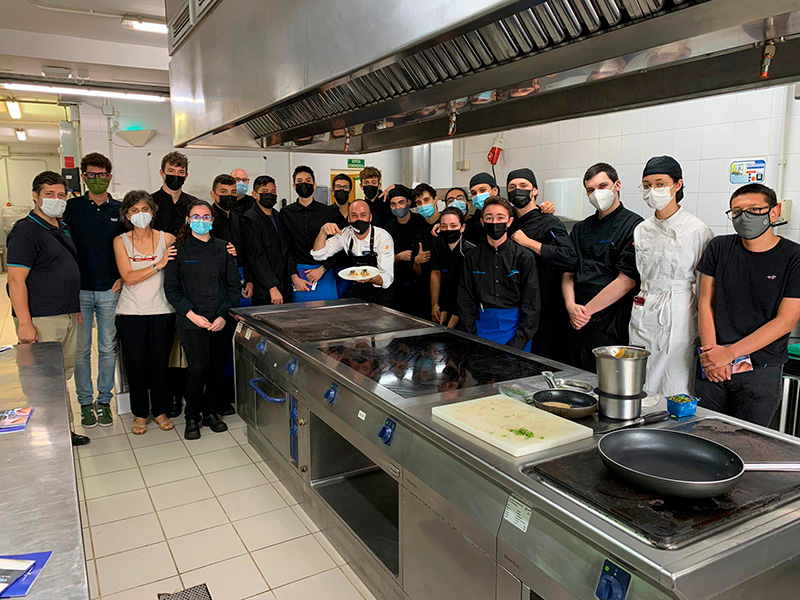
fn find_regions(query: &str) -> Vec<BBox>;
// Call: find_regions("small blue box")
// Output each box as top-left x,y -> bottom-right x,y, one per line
667,394 -> 698,417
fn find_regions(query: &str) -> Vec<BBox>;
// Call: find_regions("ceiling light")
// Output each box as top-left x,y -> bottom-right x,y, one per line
1,83 -> 168,103
121,16 -> 168,34
5,101 -> 21,119
15,128 -> 26,141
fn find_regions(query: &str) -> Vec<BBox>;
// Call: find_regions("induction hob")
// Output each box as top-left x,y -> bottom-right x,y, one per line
319,331 -> 559,399
252,304 -> 433,342
531,419 -> 800,549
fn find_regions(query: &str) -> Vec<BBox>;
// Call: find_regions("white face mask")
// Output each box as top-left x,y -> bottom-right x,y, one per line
130,212 -> 153,229
643,186 -> 673,210
40,197 -> 66,218
589,188 -> 615,211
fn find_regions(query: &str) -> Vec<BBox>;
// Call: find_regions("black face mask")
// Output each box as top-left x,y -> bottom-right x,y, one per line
164,174 -> 185,191
333,190 -> 350,205
363,185 -> 379,201
509,188 -> 532,209
350,219 -> 370,235
258,193 -> 277,209
441,229 -> 461,244
484,221 -> 508,241
217,194 -> 237,211
296,182 -> 314,199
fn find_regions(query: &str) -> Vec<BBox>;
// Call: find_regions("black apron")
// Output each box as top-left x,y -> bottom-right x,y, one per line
346,228 -> 393,306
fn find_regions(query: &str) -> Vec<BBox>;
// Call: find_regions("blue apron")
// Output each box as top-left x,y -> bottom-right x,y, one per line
292,263 -> 339,302
475,307 -> 532,352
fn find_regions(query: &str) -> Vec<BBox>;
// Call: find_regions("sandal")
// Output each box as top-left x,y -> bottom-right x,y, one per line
154,414 -> 175,431
132,417 -> 148,435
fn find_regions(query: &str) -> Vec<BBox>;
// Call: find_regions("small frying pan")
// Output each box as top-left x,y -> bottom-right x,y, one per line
599,429 -> 800,499
533,389 -> 598,419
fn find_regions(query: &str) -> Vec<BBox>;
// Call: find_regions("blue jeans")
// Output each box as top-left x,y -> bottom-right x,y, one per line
76,289 -> 119,406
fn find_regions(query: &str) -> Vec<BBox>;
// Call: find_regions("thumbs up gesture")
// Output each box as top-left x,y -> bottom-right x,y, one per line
414,242 -> 431,265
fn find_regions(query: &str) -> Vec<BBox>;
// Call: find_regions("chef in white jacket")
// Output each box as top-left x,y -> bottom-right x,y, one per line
630,156 -> 714,396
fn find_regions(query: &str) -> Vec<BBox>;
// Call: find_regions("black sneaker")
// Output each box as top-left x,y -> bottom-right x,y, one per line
71,431 -> 91,446
202,414 -> 228,433
217,404 -> 236,416
166,397 -> 183,419
184,417 -> 201,440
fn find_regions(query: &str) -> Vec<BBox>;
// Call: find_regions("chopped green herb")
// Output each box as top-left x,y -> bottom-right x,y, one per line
509,427 -> 536,439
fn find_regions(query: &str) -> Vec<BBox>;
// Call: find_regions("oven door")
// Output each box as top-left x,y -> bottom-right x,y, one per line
250,369 -> 290,462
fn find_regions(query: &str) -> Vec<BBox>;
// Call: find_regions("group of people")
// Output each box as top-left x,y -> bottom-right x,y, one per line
6,149 -> 800,447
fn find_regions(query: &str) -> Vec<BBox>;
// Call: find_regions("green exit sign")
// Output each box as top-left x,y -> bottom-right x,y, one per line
347,158 -> 365,169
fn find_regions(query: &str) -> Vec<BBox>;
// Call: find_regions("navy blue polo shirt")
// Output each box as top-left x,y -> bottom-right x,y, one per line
6,211 -> 81,317
63,193 -> 125,291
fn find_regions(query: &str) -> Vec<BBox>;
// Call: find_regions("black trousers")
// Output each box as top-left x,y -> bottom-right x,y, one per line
569,307 -> 629,373
178,322 -> 235,421
116,314 -> 176,420
695,362 -> 783,427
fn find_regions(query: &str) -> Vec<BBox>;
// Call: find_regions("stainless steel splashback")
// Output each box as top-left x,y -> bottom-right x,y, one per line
168,0 -> 800,152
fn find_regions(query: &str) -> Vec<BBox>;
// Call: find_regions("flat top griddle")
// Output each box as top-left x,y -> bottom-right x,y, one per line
531,419 -> 800,549
252,304 -> 432,342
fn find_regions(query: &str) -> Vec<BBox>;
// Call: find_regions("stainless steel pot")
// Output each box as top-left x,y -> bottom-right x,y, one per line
597,391 -> 644,421
592,346 -> 650,397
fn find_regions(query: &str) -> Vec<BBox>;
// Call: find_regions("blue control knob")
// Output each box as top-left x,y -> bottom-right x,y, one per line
256,339 -> 268,354
290,425 -> 298,437
324,383 -> 339,404
290,407 -> 298,420
378,418 -> 397,445
595,560 -> 630,600
286,358 -> 298,376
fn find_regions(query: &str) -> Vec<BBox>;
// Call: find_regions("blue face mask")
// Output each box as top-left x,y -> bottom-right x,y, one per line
235,181 -> 248,196
190,220 -> 213,235
418,203 -> 436,219
472,192 -> 489,210
450,199 -> 467,215
392,206 -> 410,219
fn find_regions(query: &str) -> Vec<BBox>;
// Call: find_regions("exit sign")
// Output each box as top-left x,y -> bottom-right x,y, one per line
347,158 -> 365,169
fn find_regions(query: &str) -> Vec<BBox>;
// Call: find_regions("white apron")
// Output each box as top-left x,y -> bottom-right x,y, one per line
629,208 -> 714,396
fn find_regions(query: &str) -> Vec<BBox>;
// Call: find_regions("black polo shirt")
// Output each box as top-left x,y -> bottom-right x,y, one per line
6,212 -> 81,317
152,187 -> 199,236
279,199 -> 331,268
63,193 -> 125,291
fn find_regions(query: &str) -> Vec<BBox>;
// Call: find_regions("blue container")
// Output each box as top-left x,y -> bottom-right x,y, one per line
667,394 -> 698,417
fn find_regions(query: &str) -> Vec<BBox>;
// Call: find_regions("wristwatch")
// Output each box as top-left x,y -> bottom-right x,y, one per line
151,264 -> 160,272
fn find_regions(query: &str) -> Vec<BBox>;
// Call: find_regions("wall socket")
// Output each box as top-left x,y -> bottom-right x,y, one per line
456,160 -> 471,171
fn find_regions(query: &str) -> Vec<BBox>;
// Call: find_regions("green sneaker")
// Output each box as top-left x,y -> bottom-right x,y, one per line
97,403 -> 113,427
81,404 -> 97,428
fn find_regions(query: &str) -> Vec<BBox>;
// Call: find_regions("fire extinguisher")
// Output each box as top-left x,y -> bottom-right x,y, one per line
487,135 -> 504,166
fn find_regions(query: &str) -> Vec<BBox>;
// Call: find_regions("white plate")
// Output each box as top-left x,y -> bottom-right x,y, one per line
338,266 -> 380,281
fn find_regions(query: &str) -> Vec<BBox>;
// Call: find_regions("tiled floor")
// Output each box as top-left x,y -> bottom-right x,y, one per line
0,274 -> 378,600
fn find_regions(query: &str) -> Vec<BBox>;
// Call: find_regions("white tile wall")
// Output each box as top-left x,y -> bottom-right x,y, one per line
452,84 -> 800,243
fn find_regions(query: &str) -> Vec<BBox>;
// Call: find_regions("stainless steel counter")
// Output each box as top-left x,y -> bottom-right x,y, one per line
0,343 -> 89,600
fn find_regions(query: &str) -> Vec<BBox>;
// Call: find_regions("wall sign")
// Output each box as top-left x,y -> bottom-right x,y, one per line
730,159 -> 766,184
347,158 -> 365,169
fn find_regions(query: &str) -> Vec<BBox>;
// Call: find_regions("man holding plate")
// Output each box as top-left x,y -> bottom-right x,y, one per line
311,200 -> 395,306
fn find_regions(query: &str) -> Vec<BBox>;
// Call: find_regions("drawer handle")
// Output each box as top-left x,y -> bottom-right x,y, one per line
249,378 -> 286,403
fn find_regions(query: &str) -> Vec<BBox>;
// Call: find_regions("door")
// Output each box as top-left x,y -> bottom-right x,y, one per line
251,369 -> 290,461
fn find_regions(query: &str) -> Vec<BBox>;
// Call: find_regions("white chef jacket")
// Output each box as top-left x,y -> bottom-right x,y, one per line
629,207 -> 714,396
310,225 -> 395,289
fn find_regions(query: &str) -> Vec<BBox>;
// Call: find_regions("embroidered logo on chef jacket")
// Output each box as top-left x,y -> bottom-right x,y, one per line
507,269 -> 520,277
472,270 -> 486,275
767,275 -> 777,280
110,217 -> 118,222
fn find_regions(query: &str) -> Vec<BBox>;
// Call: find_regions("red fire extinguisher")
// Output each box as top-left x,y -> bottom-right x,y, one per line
487,135 -> 504,165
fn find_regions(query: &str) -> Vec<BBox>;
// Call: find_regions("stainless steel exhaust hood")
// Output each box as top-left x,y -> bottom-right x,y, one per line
168,0 -> 800,153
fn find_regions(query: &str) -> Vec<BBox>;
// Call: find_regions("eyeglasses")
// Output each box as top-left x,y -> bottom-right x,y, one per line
131,254 -> 156,262
233,177 -> 250,183
189,215 -> 213,222
84,172 -> 110,180
448,195 -> 466,203
333,186 -> 351,192
725,205 -> 774,220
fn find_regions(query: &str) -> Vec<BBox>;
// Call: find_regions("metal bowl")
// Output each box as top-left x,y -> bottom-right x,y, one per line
592,346 -> 650,397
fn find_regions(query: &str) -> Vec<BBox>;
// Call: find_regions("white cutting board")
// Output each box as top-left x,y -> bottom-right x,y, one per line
431,394 -> 593,457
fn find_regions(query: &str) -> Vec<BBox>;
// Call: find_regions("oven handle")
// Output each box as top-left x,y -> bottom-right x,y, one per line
249,377 -> 286,403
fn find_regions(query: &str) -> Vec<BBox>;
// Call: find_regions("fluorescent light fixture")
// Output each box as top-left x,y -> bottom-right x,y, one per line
5,100 -> 21,119
1,83 -> 168,103
121,17 -> 168,34
15,128 -> 26,141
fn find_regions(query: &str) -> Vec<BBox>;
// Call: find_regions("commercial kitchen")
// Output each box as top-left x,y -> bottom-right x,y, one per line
4,1 -> 800,600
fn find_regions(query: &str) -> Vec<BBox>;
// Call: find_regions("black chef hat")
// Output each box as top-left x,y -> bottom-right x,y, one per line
507,168 -> 537,189
386,184 -> 413,202
469,172 -> 497,190
643,155 -> 684,202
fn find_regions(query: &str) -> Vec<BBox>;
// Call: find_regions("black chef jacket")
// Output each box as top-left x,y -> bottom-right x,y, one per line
164,235 -> 241,328
152,188 -> 198,237
325,204 -> 349,230
509,208 -> 578,361
385,213 -> 434,317
458,238 -> 540,350
62,193 -> 124,291
367,194 -> 393,228
464,210 -> 484,245
430,235 -> 475,315
241,205 -> 292,301
211,203 -> 251,286
232,194 -> 256,218
279,199 -> 336,273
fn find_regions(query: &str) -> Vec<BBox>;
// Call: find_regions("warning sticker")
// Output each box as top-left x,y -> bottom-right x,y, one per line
503,495 -> 532,533
730,159 -> 766,184
244,328 -> 252,340
236,322 -> 243,334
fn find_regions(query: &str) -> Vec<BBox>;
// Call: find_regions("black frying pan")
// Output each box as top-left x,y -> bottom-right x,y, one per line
599,429 -> 800,499
532,389 -> 598,419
